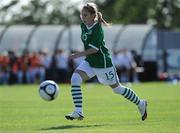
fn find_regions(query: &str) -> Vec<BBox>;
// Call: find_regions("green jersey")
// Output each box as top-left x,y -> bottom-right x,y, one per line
81,21 -> 113,68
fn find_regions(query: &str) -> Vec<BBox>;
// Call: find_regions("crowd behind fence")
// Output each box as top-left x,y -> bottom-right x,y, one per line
0,48 -> 143,85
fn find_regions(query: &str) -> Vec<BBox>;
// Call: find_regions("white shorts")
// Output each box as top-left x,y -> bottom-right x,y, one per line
76,60 -> 119,85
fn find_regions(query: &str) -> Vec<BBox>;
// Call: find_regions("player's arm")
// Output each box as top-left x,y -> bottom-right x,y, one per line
69,48 -> 98,60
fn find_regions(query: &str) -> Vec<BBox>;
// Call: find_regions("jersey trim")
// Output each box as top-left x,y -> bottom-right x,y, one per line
89,44 -> 99,50
99,46 -> 106,68
113,65 -> 119,83
86,21 -> 98,30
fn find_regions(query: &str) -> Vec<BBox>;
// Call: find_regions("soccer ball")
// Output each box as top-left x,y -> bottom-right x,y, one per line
39,80 -> 60,101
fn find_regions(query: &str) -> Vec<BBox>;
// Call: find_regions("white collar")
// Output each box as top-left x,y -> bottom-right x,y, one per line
86,21 -> 98,30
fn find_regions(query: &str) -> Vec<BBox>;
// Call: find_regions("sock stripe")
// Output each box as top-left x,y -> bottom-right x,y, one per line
73,97 -> 82,99
124,89 -> 130,98
74,101 -> 82,104
137,100 -> 140,105
75,105 -> 82,107
71,86 -> 82,112
73,99 -> 82,103
127,91 -> 133,99
72,85 -> 80,88
72,93 -> 82,96
134,99 -> 140,105
119,87 -> 141,106
130,93 -> 136,101
133,97 -> 138,104
71,89 -> 81,92
122,88 -> 127,95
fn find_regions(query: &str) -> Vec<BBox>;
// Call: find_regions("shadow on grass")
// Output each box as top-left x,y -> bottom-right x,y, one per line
41,124 -> 105,130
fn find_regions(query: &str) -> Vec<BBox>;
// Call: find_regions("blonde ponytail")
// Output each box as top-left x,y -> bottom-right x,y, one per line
97,12 -> 111,26
82,3 -> 111,26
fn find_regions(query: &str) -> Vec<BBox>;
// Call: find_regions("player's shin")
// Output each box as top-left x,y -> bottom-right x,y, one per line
70,73 -> 83,113
113,84 -> 141,105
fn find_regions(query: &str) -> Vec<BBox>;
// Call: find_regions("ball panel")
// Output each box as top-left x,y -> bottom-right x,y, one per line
39,80 -> 60,101
39,89 -> 52,101
40,80 -> 56,88
53,84 -> 60,99
45,84 -> 56,95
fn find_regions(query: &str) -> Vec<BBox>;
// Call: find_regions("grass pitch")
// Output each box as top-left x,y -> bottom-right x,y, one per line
0,82 -> 180,133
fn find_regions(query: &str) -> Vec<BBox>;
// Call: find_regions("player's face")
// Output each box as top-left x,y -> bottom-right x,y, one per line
80,9 -> 95,26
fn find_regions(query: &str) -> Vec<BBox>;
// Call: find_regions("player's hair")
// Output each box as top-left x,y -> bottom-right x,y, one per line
82,3 -> 110,26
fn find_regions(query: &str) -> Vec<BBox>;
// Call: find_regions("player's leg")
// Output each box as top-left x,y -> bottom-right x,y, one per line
65,70 -> 87,120
110,82 -> 147,121
65,61 -> 95,120
93,66 -> 147,121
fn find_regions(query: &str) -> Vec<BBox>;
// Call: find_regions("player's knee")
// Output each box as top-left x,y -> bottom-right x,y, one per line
113,84 -> 126,95
71,73 -> 83,86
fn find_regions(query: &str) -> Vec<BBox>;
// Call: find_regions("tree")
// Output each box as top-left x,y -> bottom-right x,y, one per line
47,0 -> 80,25
0,0 -> 179,29
12,0 -> 49,24
0,0 -> 80,25
0,0 -> 19,24
96,0 -> 157,24
153,0 -> 180,29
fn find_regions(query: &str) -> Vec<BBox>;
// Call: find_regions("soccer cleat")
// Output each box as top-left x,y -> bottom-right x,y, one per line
65,111 -> 84,120
138,100 -> 147,121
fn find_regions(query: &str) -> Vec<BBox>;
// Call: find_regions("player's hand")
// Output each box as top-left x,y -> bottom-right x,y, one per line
69,53 -> 78,60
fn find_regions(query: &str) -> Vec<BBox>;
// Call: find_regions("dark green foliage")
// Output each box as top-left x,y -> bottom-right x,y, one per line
0,0 -> 179,29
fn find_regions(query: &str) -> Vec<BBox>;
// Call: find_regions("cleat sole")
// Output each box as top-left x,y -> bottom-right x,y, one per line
142,101 -> 147,121
65,116 -> 74,120
65,115 -> 84,120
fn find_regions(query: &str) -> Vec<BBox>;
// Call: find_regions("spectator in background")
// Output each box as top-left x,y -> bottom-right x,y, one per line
113,48 -> 138,83
16,55 -> 24,84
37,51 -> 46,82
40,49 -> 52,81
0,52 -> 10,84
8,50 -> 18,84
55,49 -> 69,83
68,50 -> 85,75
28,52 -> 44,83
18,51 -> 31,84
130,50 -> 142,82
112,50 -> 122,81
113,49 -> 130,82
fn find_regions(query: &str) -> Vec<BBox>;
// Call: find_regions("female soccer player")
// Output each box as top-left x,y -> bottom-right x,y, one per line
65,2 -> 147,121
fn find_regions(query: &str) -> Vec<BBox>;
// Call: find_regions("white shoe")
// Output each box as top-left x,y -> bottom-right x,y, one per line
138,100 -> 147,121
65,111 -> 84,120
